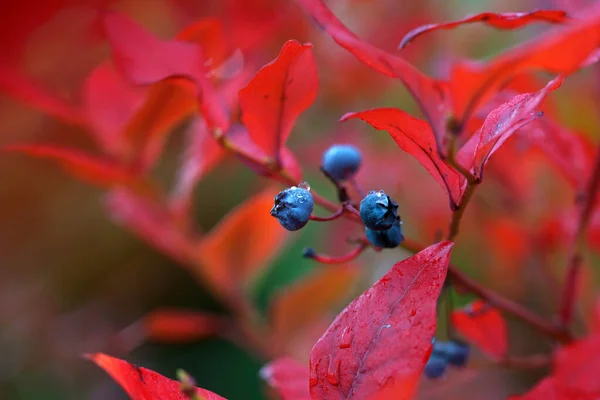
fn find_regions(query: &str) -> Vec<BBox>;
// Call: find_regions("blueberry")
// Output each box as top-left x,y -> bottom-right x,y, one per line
445,340 -> 470,367
424,353 -> 447,379
431,338 -> 450,357
359,190 -> 399,230
270,186 -> 314,231
365,217 -> 404,248
321,144 -> 362,182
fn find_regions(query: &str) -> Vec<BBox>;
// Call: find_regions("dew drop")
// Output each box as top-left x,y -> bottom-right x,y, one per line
383,324 -> 391,329
339,326 -> 353,349
326,359 -> 341,386
309,358 -> 320,388
367,190 -> 376,195
409,309 -> 416,317
298,181 -> 310,191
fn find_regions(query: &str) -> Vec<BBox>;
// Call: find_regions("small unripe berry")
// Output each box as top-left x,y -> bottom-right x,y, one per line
270,186 -> 314,231
424,353 -> 447,379
365,218 -> 404,248
321,144 -> 362,182
359,190 -> 399,231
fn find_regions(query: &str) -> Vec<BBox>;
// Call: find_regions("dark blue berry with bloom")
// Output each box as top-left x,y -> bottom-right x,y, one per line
359,190 -> 399,231
270,186 -> 314,231
321,144 -> 362,182
445,340 -> 470,367
365,217 -> 404,248
424,353 -> 447,379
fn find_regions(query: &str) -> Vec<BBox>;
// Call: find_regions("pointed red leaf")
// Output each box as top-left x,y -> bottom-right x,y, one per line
82,62 -> 147,158
341,108 -> 463,205
309,241 -> 454,400
452,300 -> 508,360
87,352 -> 226,400
0,65 -> 84,125
103,12 -> 203,86
239,40 -> 317,162
143,309 -> 228,343
399,10 -> 569,49
450,3 -> 600,125
293,0 -> 451,148
260,357 -> 310,400
457,75 -> 565,179
3,145 -> 141,187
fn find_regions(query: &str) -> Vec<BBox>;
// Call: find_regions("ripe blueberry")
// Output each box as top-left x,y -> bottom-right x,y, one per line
365,217 -> 404,248
359,190 -> 399,231
270,186 -> 314,231
445,340 -> 470,367
424,353 -> 447,379
321,144 -> 362,182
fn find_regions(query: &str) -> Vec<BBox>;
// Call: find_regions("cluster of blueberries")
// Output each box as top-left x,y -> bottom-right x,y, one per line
425,339 -> 470,378
269,144 -> 470,379
270,144 -> 404,248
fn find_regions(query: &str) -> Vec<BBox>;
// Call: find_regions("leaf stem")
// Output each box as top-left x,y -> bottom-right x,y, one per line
558,143 -> 600,329
303,243 -> 368,264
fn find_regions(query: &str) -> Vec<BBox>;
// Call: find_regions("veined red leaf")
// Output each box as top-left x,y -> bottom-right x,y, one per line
103,12 -> 203,86
341,108 -> 464,205
452,300 -> 508,360
450,3 -> 600,125
87,352 -> 226,400
269,264 -> 358,348
260,357 -> 310,400
171,118 -> 226,214
82,62 -> 147,158
309,242 -> 454,400
0,64 -> 84,125
3,145 -> 141,187
105,188 -> 196,266
293,0 -> 451,149
143,309 -> 228,343
398,10 -> 569,49
456,75 -> 565,179
239,40 -> 317,162
196,189 -> 290,293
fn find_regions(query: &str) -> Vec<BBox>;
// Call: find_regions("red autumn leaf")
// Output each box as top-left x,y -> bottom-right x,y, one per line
309,241 -> 454,400
451,300 -> 508,360
82,61 -> 147,158
196,189 -> 290,293
87,352 -> 226,400
143,309 -> 228,343
260,357 -> 310,400
238,40 -> 317,162
456,75 -> 565,179
450,3 -> 600,125
176,18 -> 231,68
103,12 -> 204,86
105,188 -> 196,266
398,10 -> 569,49
0,64 -> 84,125
341,108 -> 464,205
3,145 -> 141,188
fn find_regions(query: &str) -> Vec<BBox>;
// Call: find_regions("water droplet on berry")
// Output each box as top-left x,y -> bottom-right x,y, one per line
298,181 -> 310,190
367,190 -> 376,195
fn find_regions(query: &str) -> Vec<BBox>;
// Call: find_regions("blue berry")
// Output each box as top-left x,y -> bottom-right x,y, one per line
321,144 -> 362,182
270,186 -> 314,231
424,353 -> 447,379
445,340 -> 470,367
359,190 -> 399,231
365,218 -> 404,248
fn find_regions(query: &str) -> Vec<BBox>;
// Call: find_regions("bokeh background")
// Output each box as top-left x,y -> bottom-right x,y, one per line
1,0 -> 599,399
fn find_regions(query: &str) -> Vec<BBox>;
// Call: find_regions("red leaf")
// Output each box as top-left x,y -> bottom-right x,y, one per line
176,18 -> 231,67
87,352 -> 226,400
294,0 -> 451,149
451,300 -> 508,360
0,64 -> 84,125
103,12 -> 203,86
3,145 -> 141,187
456,75 -> 564,179
260,357 -> 310,400
309,241 -> 454,400
143,309 -> 227,343
82,62 -> 147,158
341,108 -> 464,205
399,10 -> 569,49
450,3 -> 600,125
239,40 -> 317,162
